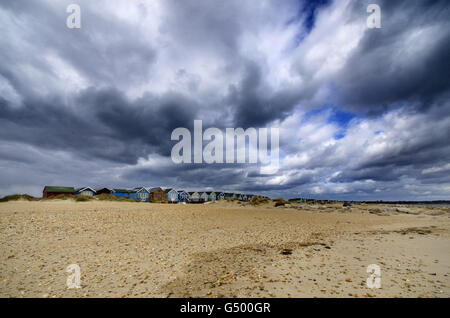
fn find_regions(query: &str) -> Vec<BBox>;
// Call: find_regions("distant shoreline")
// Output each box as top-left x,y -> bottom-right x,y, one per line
288,198 -> 450,206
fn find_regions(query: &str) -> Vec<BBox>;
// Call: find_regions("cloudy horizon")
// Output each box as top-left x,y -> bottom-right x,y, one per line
0,0 -> 449,200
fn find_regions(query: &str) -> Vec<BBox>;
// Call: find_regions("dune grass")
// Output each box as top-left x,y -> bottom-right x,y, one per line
250,196 -> 271,206
0,194 -> 39,202
44,194 -> 76,201
74,195 -> 93,202
273,198 -> 289,207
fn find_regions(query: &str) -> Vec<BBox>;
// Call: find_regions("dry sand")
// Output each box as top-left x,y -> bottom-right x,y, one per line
0,200 -> 449,298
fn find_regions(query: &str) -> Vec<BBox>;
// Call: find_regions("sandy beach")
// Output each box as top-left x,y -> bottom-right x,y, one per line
0,200 -> 449,298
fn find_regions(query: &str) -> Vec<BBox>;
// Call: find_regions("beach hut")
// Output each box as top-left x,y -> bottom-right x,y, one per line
128,189 -> 137,200
189,192 -> 201,203
178,190 -> 190,203
216,192 -> 225,200
113,189 -> 131,198
43,186 -> 75,198
200,192 -> 209,202
164,188 -> 179,203
75,187 -> 96,197
224,193 -> 234,200
150,187 -> 166,203
95,188 -> 114,195
134,187 -> 150,202
208,192 -> 216,201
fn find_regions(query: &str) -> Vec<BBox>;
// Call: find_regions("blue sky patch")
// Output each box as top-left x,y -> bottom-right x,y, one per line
302,105 -> 356,140
300,0 -> 332,32
287,0 -> 332,48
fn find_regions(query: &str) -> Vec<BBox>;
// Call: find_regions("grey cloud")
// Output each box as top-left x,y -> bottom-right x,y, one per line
0,0 -> 157,99
335,0 -> 450,114
0,88 -> 199,164
227,60 -> 305,127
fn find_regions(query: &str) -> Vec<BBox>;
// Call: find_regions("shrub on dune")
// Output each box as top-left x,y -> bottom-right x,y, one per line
44,194 -> 76,200
95,193 -> 120,201
95,194 -> 138,202
0,194 -> 39,202
74,195 -> 93,202
250,196 -> 270,206
273,198 -> 289,207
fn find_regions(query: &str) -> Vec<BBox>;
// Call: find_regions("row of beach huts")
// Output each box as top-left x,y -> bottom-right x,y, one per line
42,186 -> 265,203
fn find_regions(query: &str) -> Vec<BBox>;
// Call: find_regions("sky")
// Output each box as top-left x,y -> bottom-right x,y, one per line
0,0 -> 449,200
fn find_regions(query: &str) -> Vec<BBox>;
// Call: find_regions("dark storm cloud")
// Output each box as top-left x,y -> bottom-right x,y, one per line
335,0 -> 450,114
227,61 -> 304,127
0,88 -> 199,164
330,166 -> 410,183
126,166 -> 247,190
159,0 -> 306,128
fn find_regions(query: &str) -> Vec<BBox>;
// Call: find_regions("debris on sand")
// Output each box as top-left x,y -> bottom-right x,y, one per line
281,248 -> 293,255
396,207 -> 412,214
396,227 -> 432,235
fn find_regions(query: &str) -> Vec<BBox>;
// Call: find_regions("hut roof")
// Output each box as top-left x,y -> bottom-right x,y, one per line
135,187 -> 150,193
44,186 -> 75,193
113,188 -> 131,193
75,187 -> 96,193
95,187 -> 113,192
